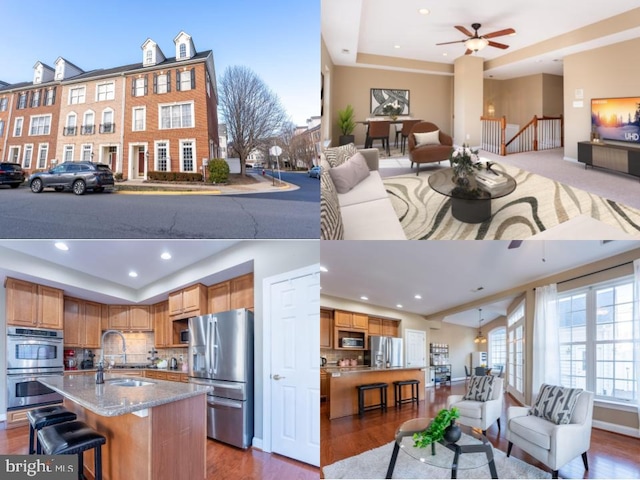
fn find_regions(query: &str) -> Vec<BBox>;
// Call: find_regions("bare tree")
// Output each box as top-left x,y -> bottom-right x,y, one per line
219,66 -> 289,176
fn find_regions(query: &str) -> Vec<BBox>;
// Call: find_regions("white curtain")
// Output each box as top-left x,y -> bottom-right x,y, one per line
532,283 -> 560,399
633,259 -> 640,433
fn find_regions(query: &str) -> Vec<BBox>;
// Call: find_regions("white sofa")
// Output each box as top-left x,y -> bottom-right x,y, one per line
321,148 -> 406,240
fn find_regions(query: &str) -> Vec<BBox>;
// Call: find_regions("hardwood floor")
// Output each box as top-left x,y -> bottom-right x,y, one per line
321,381 -> 640,479
0,422 -> 319,480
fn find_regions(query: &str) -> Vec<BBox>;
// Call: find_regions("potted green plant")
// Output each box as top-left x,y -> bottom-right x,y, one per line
413,407 -> 461,453
337,104 -> 356,146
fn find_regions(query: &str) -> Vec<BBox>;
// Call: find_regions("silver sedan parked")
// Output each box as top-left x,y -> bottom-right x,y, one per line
30,161 -> 115,195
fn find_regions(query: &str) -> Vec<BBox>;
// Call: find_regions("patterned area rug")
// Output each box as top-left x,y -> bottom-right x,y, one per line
323,440 -> 551,479
383,163 -> 640,240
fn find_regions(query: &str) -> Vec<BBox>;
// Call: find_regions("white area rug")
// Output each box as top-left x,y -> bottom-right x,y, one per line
323,441 -> 551,479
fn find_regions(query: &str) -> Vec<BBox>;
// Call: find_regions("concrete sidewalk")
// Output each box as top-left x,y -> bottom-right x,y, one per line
114,173 -> 296,195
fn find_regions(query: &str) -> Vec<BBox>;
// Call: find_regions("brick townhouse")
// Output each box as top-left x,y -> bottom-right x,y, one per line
0,31 -> 218,180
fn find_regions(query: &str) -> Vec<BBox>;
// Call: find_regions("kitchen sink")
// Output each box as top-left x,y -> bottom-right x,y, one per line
107,378 -> 154,387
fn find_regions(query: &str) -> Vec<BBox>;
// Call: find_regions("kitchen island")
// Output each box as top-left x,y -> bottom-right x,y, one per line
326,366 -> 426,419
38,373 -> 211,480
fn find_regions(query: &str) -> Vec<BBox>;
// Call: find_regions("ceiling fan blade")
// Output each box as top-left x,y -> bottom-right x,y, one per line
488,40 -> 510,49
483,28 -> 516,39
508,240 -> 523,249
464,49 -> 473,55
455,25 -> 474,37
436,40 -> 466,46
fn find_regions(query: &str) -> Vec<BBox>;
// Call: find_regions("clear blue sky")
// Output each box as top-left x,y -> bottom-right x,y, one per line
0,0 -> 319,126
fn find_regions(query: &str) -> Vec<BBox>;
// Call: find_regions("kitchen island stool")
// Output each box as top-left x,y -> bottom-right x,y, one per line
356,382 -> 388,417
393,379 -> 419,408
38,420 -> 106,480
27,405 -> 77,454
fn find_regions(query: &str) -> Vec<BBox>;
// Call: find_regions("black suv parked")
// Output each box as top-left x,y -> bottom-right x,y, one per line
29,161 -> 115,195
0,162 -> 26,189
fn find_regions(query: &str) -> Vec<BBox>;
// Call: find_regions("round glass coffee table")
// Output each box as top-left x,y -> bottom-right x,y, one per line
385,418 -> 498,479
428,168 -> 516,223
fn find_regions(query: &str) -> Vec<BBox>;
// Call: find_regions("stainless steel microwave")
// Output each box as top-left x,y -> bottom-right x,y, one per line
341,337 -> 364,348
180,329 -> 189,344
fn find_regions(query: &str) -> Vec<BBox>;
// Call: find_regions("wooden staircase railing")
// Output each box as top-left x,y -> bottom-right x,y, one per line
480,115 -> 563,155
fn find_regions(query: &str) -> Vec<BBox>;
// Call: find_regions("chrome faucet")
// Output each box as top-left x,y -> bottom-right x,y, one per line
100,330 -> 127,367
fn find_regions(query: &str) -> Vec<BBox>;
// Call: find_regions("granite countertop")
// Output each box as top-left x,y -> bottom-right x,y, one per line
38,373 -> 211,417
65,367 -> 187,374
324,365 -> 427,374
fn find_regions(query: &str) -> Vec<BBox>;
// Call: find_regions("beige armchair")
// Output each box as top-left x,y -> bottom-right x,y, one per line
506,390 -> 594,479
447,377 -> 503,436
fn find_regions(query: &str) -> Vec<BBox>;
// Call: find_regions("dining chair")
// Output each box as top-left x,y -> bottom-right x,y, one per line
464,365 -> 471,384
474,366 -> 487,376
366,120 -> 391,156
400,119 -> 422,154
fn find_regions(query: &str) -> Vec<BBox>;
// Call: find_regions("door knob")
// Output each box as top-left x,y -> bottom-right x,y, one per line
272,374 -> 285,380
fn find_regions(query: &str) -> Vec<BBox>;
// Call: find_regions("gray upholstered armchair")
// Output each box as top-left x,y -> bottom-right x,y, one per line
506,389 -> 594,479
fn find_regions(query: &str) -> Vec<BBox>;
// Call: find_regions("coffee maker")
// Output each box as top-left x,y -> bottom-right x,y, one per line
81,349 -> 95,369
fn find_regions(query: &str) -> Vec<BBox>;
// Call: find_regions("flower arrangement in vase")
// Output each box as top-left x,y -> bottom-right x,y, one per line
382,104 -> 403,120
450,144 -> 482,186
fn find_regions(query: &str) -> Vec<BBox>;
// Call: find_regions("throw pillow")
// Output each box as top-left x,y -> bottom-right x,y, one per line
320,169 -> 344,240
462,375 -> 495,402
414,130 -> 441,146
328,152 -> 370,194
323,143 -> 359,168
529,384 -> 583,425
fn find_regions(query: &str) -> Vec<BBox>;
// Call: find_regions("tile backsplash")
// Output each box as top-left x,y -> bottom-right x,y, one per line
321,348 -> 366,367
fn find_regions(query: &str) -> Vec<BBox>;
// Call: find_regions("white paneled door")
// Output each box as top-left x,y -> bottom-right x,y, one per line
405,329 -> 426,368
266,265 -> 320,466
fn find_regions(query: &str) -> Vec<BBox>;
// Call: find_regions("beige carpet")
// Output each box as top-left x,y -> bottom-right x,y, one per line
383,162 -> 640,240
323,440 -> 551,479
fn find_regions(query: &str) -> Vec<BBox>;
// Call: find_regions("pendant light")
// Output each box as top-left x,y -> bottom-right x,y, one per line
474,308 -> 487,344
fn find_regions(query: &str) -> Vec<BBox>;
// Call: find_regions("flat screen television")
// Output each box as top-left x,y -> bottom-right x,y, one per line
591,97 -> 640,144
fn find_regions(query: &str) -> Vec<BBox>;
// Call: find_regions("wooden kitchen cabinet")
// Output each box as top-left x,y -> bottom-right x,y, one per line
320,309 -> 333,349
382,319 -> 399,337
107,305 -> 152,331
169,283 -> 207,320
334,310 -> 368,330
153,301 -> 170,348
64,297 -> 102,348
5,277 -> 64,329
320,370 -> 328,401
207,282 -> 230,314
368,317 -> 382,335
230,273 -> 254,310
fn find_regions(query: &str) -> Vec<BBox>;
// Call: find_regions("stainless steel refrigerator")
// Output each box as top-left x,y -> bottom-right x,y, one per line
367,335 -> 403,368
188,308 -> 254,449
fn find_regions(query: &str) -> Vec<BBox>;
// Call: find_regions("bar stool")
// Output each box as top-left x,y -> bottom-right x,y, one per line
356,382 -> 388,417
38,420 -> 106,480
27,405 -> 77,454
393,379 -> 420,408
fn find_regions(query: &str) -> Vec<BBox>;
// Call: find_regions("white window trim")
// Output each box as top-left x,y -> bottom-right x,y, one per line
132,106 -> 146,132
81,143 -> 93,162
13,117 -> 24,137
102,108 -> 115,125
63,144 -> 75,162
68,85 -> 86,105
8,146 -> 21,162
179,139 -> 196,173
37,144 -> 48,169
158,101 -> 195,130
95,81 -> 115,102
154,140 -> 170,172
28,114 -> 52,136
66,112 -> 77,127
22,144 -> 34,168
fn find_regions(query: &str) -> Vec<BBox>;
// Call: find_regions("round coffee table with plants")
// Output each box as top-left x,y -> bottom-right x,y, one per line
385,417 -> 498,479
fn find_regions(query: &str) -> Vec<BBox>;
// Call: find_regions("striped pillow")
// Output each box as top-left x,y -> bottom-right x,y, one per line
462,375 -> 495,402
529,384 -> 583,425
320,169 -> 344,240
323,143 -> 358,168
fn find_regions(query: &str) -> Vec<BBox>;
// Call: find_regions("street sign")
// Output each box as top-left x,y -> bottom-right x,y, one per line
269,145 -> 282,156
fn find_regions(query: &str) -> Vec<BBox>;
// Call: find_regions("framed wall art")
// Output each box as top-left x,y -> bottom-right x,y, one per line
370,89 -> 410,116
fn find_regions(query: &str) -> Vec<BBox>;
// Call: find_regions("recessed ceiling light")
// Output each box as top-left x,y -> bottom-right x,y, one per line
54,242 -> 69,251
360,296 -> 369,301
414,294 -> 422,300
394,45 -> 401,49
442,53 -> 448,57
396,304 -> 403,309
129,271 -> 138,278
419,8 -> 430,15
161,252 -> 172,260
320,266 -> 328,272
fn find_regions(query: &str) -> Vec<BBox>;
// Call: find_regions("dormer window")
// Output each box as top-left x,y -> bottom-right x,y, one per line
174,31 -> 195,60
179,44 -> 187,59
146,49 -> 153,65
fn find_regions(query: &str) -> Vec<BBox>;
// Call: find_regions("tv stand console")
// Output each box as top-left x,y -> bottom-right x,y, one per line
577,141 -> 640,179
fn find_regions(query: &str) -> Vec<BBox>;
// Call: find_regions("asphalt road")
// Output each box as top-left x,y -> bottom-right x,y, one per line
0,172 -> 319,239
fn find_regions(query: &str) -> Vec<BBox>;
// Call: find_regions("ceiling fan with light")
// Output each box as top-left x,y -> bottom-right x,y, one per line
437,23 -> 516,55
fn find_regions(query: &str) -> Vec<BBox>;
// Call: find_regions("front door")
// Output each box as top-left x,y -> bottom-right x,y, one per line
267,265 -> 320,467
138,150 -> 145,177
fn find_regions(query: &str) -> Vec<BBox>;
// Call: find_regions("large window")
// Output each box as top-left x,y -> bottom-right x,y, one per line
155,73 -> 170,94
30,90 -> 41,108
37,144 -> 48,169
45,88 -> 56,106
29,115 -> 51,135
156,141 -> 168,171
180,140 -> 195,172
81,144 -> 92,162
96,82 -> 115,101
507,301 -> 526,403
133,107 -> 145,131
82,111 -> 94,135
64,113 -> 77,136
63,145 -> 74,162
22,144 -> 33,169
14,118 -> 23,137
69,87 -> 86,105
0,97 -> 8,111
559,277 -> 638,402
100,110 -> 114,133
133,77 -> 147,97
160,103 -> 193,129
178,70 -> 193,91
488,327 -> 507,372
17,93 -> 27,109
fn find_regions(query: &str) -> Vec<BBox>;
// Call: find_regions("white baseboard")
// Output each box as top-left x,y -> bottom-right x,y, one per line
0,413 -> 5,422
252,437 -> 264,451
592,419 -> 640,439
